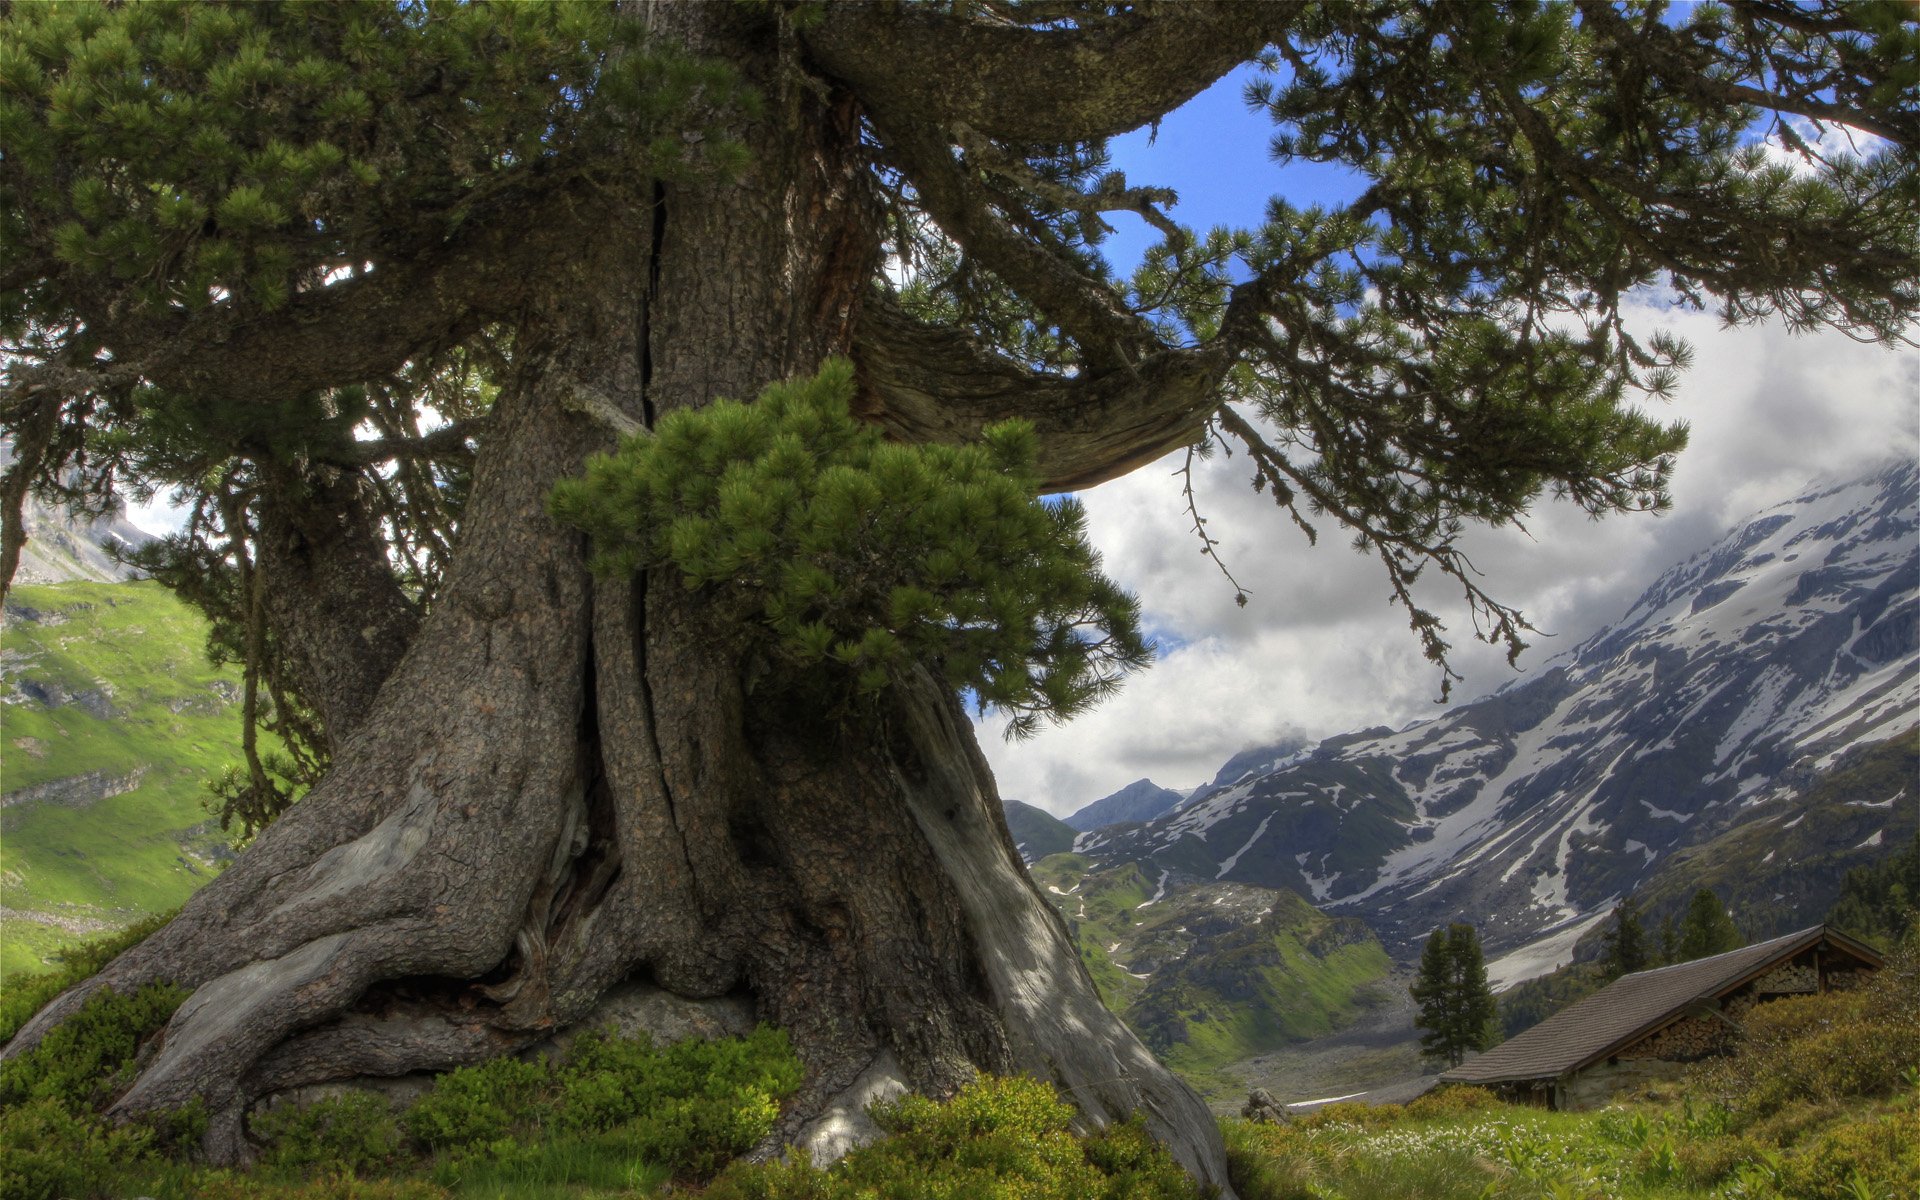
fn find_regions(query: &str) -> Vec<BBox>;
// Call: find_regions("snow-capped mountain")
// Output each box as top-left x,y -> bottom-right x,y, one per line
1072,462 -> 1919,964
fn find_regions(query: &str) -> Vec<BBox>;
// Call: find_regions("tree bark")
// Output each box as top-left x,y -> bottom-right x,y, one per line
252,467 -> 421,748
1,6 -> 1235,1192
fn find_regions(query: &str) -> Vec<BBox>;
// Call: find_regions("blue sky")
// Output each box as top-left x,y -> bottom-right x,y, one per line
1096,64 -> 1364,274
981,70 -> 1920,816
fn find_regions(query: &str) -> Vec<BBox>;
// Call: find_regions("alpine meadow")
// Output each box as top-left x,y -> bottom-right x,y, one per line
1,2 -> 1916,1192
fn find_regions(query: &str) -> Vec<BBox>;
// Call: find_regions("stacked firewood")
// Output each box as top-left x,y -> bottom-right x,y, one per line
1756,963 -> 1819,993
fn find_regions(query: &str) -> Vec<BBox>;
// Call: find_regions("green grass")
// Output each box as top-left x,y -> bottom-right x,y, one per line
2,581 -> 246,975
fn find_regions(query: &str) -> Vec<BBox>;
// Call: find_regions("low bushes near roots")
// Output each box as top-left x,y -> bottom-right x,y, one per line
706,1074 -> 1203,1200
0,978 -> 194,1200
0,911 -> 176,1046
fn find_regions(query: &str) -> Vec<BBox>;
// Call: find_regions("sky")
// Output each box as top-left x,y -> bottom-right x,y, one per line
978,68 -> 1920,816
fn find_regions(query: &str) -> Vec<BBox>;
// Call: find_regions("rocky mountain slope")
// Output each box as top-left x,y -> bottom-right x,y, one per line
1064,777 -> 1187,832
1065,462 -> 1918,969
0,440 -> 155,587
1024,853 -> 1392,1096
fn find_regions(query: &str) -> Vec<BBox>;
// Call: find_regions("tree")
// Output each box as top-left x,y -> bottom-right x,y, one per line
1602,896 -> 1652,980
2,1 -> 1915,1183
1411,923 -> 1499,1069
1676,888 -> 1745,962
1658,911 -> 1681,967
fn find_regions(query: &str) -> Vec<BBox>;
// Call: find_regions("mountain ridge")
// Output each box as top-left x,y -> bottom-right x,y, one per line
1065,461 -> 1918,972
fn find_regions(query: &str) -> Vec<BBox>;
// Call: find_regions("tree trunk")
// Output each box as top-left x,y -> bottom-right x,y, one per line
1,7 -> 1234,1192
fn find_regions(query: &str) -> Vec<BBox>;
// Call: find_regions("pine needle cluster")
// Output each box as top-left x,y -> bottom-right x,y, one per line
550,361 -> 1151,737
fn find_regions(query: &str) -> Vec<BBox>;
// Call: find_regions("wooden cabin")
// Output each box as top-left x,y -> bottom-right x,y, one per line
1440,924 -> 1884,1110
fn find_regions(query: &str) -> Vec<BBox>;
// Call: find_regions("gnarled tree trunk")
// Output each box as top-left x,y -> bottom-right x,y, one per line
1,6 -> 1234,1192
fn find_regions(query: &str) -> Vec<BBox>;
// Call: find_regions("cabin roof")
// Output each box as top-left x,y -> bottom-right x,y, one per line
1441,924 -> 1884,1086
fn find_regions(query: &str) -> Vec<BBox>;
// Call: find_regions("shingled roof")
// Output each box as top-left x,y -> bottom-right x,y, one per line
1442,924 -> 1884,1085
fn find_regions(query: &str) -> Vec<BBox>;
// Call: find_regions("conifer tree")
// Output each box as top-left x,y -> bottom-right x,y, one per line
1676,888 -> 1745,962
2,1 -> 1915,1181
1658,912 -> 1681,967
1602,896 -> 1652,980
1411,923 -> 1500,1069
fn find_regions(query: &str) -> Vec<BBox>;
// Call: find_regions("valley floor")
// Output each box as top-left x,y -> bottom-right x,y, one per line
1214,968 -> 1434,1114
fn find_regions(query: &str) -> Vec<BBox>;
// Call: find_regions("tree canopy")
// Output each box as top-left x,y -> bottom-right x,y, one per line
1411,922 -> 1499,1068
1602,895 -> 1652,980
5,1 -> 1916,750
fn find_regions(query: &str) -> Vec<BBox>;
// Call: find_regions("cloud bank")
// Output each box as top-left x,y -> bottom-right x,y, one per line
982,303 -> 1919,815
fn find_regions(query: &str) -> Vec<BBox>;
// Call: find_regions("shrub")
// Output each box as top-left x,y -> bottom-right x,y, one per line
402,1024 -> 802,1182
254,1092 -> 405,1175
1771,1107 -> 1920,1198
1403,1085 -> 1500,1119
0,981 -> 186,1112
0,1096 -> 153,1200
0,912 -> 175,1047
1691,929 -> 1920,1121
707,1075 -> 1203,1200
400,1056 -> 548,1150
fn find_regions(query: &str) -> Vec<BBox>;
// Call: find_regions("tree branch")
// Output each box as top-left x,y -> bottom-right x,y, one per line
852,292 -> 1229,492
804,2 -> 1284,144
63,186 -> 597,410
880,121 -> 1160,367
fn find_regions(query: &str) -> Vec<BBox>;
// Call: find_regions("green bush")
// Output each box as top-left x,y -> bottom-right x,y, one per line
0,912 -> 175,1046
1402,1085 -> 1500,1120
1693,935 -> 1920,1120
0,980 -> 185,1112
1771,1107 -> 1920,1198
400,1056 -> 548,1150
400,1024 -> 802,1182
0,1096 -> 154,1200
707,1074 -> 1203,1200
254,1092 -> 405,1175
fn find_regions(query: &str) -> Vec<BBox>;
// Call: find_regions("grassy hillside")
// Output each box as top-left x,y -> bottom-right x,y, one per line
1002,799 -> 1077,861
2,581 -> 242,977
1028,854 -> 1394,1095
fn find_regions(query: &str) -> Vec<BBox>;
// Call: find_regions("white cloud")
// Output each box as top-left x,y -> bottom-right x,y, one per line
982,303 -> 1920,816
1755,115 -> 1891,176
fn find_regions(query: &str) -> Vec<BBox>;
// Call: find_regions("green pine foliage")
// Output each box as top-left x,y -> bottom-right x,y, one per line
1675,887 -> 1745,963
1410,922 -> 1499,1069
550,360 -> 1152,737
1601,895 -> 1652,980
0,0 -> 748,321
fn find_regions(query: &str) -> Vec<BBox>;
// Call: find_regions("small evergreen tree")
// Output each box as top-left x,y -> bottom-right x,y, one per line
1410,923 -> 1500,1069
1676,888 -> 1745,962
1657,912 -> 1680,967
1601,896 -> 1651,980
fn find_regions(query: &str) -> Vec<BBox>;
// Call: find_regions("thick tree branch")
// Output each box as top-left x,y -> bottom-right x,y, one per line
68,187 -> 596,410
881,122 -> 1160,367
852,292 -> 1230,492
804,2 -> 1284,144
